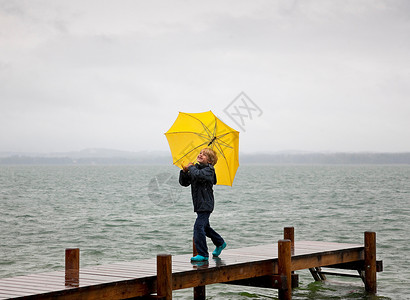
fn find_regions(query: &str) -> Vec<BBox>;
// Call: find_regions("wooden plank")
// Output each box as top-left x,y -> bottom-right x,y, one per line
0,291 -> 24,299
325,259 -> 383,272
78,271 -> 156,280
0,280 -> 64,292
0,271 -> 65,281
0,287 -> 34,297
295,241 -> 361,248
0,284 -> 59,296
80,266 -> 154,276
0,278 -> 157,300
0,277 -> 64,288
85,262 -> 157,269
0,277 -> 95,289
3,271 -> 135,286
223,241 -> 362,259
79,272 -> 139,280
79,268 -> 155,277
97,260 -> 158,269
0,293 -> 27,299
291,248 -> 364,271
172,259 -> 278,290
77,273 -> 135,283
0,282 -> 61,293
293,241 -> 362,253
45,278 -> 156,300
225,273 -> 299,289
0,273 -> 67,287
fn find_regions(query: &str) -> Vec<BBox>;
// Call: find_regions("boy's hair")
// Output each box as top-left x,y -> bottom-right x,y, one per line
201,148 -> 218,166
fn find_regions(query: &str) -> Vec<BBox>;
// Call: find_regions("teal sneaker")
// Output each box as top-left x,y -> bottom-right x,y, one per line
190,255 -> 209,262
212,242 -> 227,257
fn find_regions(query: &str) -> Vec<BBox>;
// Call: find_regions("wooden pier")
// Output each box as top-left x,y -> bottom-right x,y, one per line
0,228 -> 382,300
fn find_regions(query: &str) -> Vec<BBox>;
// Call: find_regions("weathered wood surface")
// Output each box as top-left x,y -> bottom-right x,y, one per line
278,240 -> 292,300
0,241 -> 366,299
364,231 -> 377,294
65,248 -> 79,287
156,254 -> 172,300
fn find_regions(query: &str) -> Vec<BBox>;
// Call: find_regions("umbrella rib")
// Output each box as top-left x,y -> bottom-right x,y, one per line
203,128 -> 236,149
214,135 -> 234,149
216,132 -> 235,139
213,139 -> 228,160
173,142 -> 209,165
166,131 -> 209,138
213,115 -> 218,140
166,131 -> 213,143
213,132 -> 236,151
183,113 -> 214,139
214,140 -> 234,185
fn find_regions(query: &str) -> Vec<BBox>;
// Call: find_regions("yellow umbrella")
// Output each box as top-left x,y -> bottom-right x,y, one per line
164,111 -> 239,186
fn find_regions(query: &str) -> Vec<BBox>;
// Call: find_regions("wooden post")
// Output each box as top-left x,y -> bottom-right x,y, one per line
284,227 -> 295,255
364,231 -> 377,294
284,227 -> 296,285
193,238 -> 198,256
157,254 -> 172,300
65,248 -> 79,287
193,238 -> 206,300
278,239 -> 292,300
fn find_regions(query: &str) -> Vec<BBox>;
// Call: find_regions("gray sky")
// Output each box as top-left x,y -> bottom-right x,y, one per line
1,0 -> 409,153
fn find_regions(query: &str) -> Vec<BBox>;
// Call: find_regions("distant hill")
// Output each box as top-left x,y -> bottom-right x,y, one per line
240,152 -> 410,165
0,148 -> 171,165
0,148 -> 409,165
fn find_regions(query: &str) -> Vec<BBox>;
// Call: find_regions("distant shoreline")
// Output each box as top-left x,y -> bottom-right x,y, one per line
1,150 -> 409,165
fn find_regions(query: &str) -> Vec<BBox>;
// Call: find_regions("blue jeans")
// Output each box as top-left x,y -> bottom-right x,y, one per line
194,212 -> 225,257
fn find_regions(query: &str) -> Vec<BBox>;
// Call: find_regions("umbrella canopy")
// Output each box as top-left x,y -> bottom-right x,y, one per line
165,111 -> 239,186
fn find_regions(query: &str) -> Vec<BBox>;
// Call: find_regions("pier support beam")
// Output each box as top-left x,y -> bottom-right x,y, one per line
278,239 -> 292,300
193,238 -> 206,300
364,231 -> 377,294
157,254 -> 172,300
65,248 -> 79,287
284,227 -> 295,255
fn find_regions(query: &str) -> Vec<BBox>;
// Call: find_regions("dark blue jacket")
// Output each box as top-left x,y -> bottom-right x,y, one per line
179,163 -> 217,212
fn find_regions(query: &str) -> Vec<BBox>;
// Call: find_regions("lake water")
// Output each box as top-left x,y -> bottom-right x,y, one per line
1,165 -> 409,299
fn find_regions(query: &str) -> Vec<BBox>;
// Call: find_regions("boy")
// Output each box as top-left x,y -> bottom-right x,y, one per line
179,148 -> 227,262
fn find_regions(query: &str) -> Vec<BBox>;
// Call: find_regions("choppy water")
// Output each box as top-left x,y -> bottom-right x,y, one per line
1,165 -> 409,299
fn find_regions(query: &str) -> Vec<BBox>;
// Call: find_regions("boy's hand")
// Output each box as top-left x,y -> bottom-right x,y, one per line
183,163 -> 194,172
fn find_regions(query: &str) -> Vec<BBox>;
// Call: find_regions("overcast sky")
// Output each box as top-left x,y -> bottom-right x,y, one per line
1,0 -> 409,154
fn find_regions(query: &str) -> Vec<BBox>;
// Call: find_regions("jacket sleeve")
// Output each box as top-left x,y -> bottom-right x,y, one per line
187,164 -> 217,185
179,170 -> 191,187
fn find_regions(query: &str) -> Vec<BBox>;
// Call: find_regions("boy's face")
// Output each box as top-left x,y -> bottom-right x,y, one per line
197,151 -> 210,164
